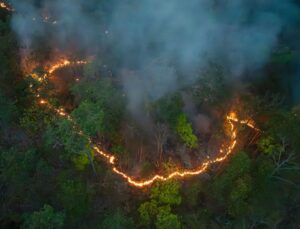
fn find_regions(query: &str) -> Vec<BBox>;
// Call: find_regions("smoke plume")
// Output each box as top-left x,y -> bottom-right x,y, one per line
10,0 -> 300,110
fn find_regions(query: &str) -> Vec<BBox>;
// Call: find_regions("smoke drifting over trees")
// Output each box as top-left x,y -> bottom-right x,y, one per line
2,1 -> 300,228
11,0 -> 300,109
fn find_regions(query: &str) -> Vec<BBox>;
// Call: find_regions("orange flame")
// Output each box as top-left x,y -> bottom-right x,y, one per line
227,112 -> 261,132
0,2 -> 13,11
48,59 -> 88,74
38,96 -> 256,188
33,60 -> 260,188
92,114 -> 239,187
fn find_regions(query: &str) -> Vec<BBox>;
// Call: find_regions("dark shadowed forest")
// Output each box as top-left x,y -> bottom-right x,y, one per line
0,0 -> 300,228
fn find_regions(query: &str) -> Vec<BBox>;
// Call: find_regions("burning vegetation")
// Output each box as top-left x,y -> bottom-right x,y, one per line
37,61 -> 260,187
0,0 -> 300,228
0,1 -> 13,11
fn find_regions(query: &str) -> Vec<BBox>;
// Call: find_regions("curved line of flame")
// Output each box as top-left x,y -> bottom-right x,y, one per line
5,0 -> 261,188
48,60 -> 88,74
39,98 -> 257,188
36,60 -> 260,188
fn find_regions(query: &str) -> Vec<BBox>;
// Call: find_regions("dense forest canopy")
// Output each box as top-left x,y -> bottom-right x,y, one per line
0,0 -> 300,228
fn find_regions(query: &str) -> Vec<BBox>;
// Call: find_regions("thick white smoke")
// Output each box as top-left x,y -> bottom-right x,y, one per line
10,0 -> 300,109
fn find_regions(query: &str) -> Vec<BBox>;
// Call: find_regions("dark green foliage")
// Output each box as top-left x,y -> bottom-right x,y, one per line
257,135 -> 282,155
111,144 -> 128,156
267,107 -> 300,152
181,213 -> 209,229
100,210 -> 134,229
57,177 -> 90,220
0,92 -> 16,125
22,205 -> 65,229
139,181 -> 182,228
150,181 -> 182,206
227,175 -> 252,216
72,100 -> 105,136
71,79 -> 125,137
0,147 -> 58,227
153,93 -> 183,127
139,200 -> 158,226
1,148 -> 38,196
175,114 -> 198,148
183,180 -> 202,208
152,94 -> 198,148
212,152 -> 252,217
213,152 -> 251,194
0,20 -> 20,85
44,119 -> 93,170
1,2 -> 300,228
20,103 -> 54,134
271,46 -> 295,65
155,206 -> 181,229
192,66 -> 229,107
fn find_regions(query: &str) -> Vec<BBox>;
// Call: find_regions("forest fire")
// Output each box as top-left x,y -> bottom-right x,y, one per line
39,93 -> 257,188
48,59 -> 88,74
32,59 -> 260,188
14,8 -> 261,187
227,112 -> 261,132
93,112 -> 241,188
2,1 -> 299,227
0,1 -> 13,11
